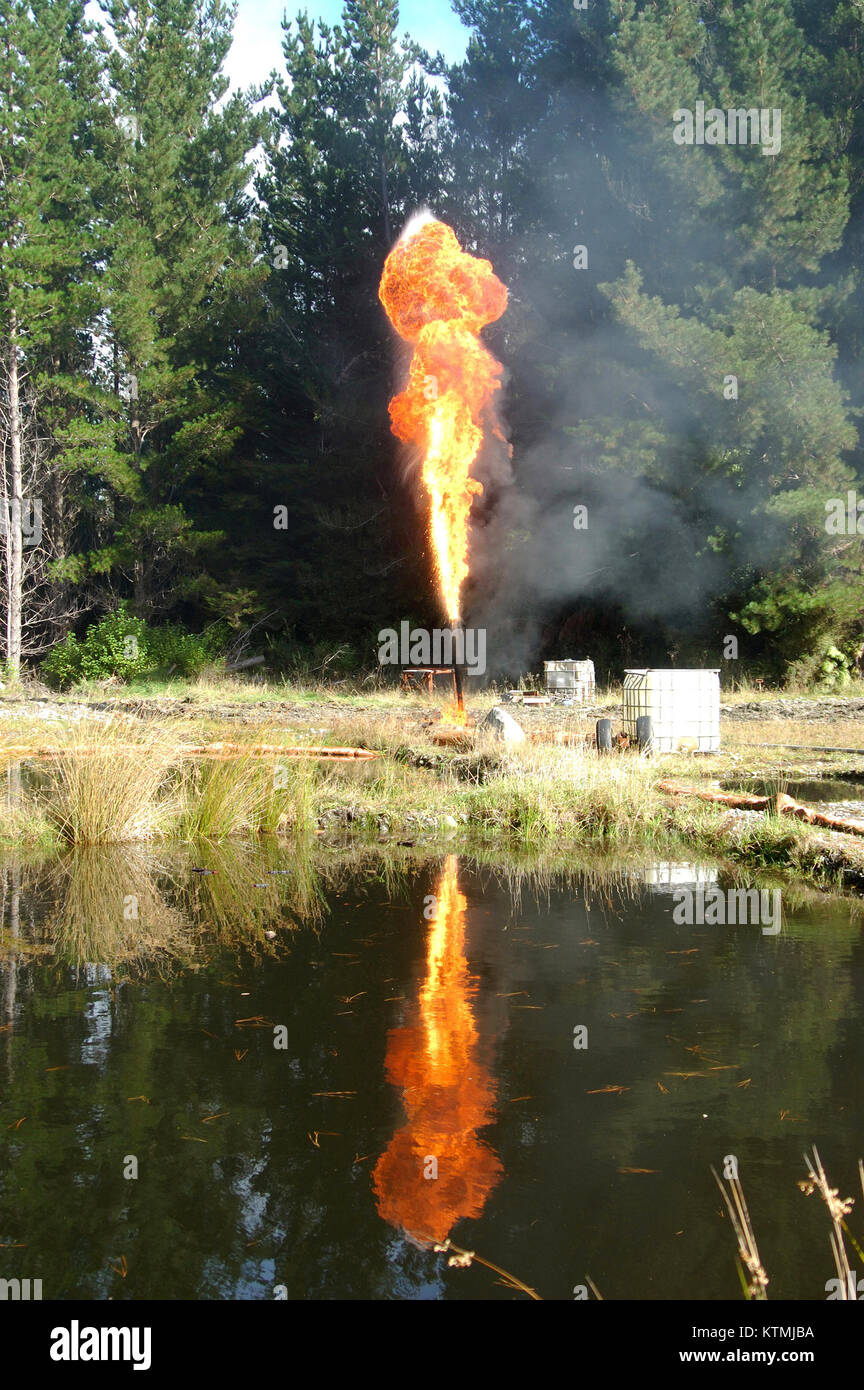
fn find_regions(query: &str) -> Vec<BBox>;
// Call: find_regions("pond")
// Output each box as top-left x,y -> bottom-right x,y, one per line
0,843 -> 861,1301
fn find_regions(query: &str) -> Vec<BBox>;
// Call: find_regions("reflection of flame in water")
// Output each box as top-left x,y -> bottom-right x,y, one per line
373,856 -> 502,1245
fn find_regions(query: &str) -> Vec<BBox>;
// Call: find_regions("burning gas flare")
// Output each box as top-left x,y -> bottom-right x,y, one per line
372,856 -> 502,1245
379,219 -> 508,626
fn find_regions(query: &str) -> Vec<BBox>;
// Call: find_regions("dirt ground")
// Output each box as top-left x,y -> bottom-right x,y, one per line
2,690 -> 862,727
1,689 -> 862,782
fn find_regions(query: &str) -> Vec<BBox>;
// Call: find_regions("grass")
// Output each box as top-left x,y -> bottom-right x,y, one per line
36,719 -> 180,844
1,687 -> 864,896
722,717 -> 864,754
174,741 -> 321,841
43,672 -> 421,708
463,743 -> 664,843
4,718 -> 326,846
0,798 -> 57,849
25,667 -> 864,704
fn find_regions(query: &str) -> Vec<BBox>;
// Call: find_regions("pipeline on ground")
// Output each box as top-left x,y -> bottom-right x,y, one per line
658,779 -> 864,837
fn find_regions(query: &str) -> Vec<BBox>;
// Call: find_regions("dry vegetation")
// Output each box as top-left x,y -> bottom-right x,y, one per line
715,1149 -> 864,1301
0,690 -> 861,894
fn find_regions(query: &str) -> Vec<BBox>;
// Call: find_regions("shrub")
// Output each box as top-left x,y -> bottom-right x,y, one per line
42,607 -> 150,687
145,623 -> 228,677
785,640 -> 861,692
815,644 -> 854,691
41,605 -> 228,689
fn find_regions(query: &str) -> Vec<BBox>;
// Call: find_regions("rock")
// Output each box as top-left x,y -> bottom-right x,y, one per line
479,705 -> 527,744
441,814 -> 458,829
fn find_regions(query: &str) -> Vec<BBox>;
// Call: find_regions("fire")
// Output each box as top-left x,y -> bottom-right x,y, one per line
379,219 -> 508,625
438,702 -> 468,728
372,856 -> 502,1244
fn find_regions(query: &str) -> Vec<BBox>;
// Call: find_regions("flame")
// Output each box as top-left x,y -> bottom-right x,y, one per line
372,856 -> 502,1245
438,702 -> 468,728
379,220 -> 508,624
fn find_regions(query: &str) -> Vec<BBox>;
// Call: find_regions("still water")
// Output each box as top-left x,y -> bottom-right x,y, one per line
0,844 -> 861,1300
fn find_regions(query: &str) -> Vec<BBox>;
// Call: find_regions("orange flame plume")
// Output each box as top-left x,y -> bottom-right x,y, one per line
372,856 -> 502,1245
379,219 -> 508,626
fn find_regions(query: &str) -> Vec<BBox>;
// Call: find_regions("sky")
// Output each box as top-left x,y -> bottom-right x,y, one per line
226,0 -> 470,91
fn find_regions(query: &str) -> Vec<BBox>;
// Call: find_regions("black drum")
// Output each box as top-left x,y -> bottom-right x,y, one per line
636,715 -> 653,752
596,718 -> 612,754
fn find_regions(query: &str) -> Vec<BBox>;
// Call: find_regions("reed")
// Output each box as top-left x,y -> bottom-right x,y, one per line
799,1147 -> 864,1297
712,1164 -> 769,1300
713,1149 -> 864,1300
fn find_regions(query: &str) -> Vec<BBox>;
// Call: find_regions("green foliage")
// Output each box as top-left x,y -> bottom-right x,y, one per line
145,623 -> 230,678
53,0 -> 268,621
42,608 -> 149,687
41,606 -> 228,688
816,645 -> 855,689
250,0 -> 443,644
7,0 -> 864,683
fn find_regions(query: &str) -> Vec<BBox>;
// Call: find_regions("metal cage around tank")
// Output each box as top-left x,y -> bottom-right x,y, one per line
622,669 -> 720,754
543,659 -> 595,702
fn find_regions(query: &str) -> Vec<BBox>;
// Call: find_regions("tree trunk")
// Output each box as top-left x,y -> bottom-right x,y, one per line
6,314 -> 23,679
374,40 -> 392,246
380,151 -> 392,246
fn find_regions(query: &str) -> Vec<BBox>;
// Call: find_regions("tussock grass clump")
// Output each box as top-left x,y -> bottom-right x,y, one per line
39,720 -> 178,844
174,753 -> 270,840
173,736 -> 320,840
254,752 -> 318,836
465,743 -> 666,843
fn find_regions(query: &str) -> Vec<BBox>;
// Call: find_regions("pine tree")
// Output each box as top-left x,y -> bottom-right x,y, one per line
0,0 -> 103,674
602,0 -> 859,671
253,0 -> 446,650
438,0 -> 863,676
59,0 -> 265,622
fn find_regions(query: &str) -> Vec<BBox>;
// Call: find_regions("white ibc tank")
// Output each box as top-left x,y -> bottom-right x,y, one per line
623,669 -> 720,754
543,659 -> 595,698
